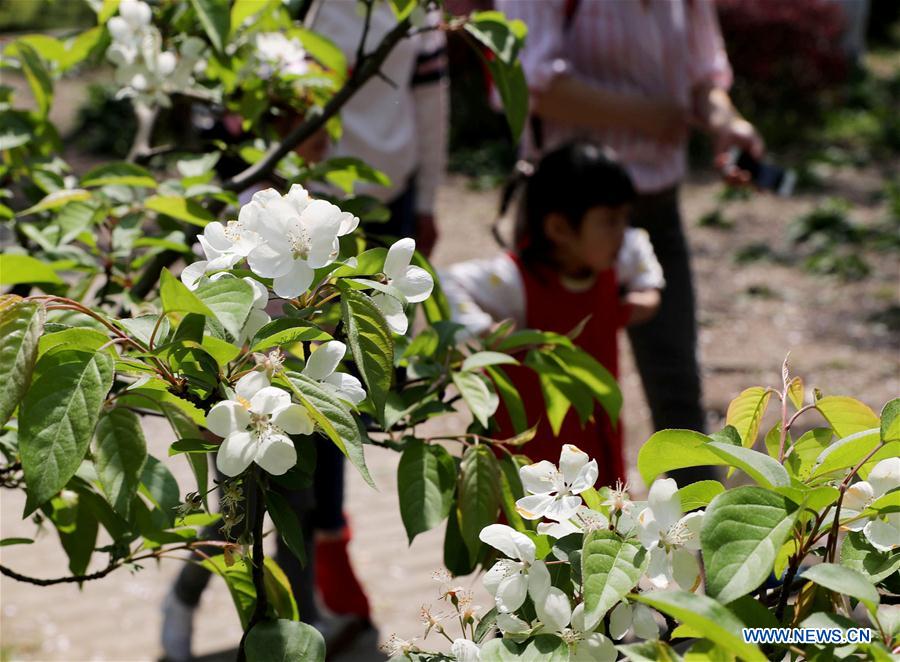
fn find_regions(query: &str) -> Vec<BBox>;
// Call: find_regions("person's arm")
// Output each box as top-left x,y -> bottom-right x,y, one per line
616,228 -> 664,326
687,0 -> 763,182
411,16 -> 448,258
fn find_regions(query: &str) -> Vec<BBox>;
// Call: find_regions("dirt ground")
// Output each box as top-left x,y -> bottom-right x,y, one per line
1,73 -> 898,662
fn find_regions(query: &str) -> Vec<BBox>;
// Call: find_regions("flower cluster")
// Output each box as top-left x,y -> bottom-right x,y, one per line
182,184 -> 433,331
106,0 -> 205,107
254,32 -> 309,79
840,457 -> 899,552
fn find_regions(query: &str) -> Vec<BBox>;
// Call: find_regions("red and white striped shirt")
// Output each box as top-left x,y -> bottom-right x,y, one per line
497,0 -> 733,194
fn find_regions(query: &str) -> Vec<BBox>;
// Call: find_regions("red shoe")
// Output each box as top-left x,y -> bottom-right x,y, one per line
315,522 -> 371,619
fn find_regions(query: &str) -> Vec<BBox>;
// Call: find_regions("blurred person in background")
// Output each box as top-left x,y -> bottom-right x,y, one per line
497,0 -> 764,484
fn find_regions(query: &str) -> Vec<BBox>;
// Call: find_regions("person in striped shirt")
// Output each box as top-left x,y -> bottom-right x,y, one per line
497,0 -> 763,484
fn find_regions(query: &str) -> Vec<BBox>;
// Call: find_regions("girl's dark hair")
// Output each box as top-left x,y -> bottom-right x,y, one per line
498,142 -> 636,266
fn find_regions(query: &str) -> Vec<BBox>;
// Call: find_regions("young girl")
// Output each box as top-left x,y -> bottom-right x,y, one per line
441,142 -> 664,485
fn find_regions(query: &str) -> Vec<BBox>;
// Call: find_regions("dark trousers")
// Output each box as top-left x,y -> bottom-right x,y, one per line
172,474 -> 319,622
627,187 -> 717,484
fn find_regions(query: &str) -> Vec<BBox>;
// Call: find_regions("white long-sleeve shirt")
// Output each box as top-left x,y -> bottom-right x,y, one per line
310,1 -> 448,213
440,227 -> 665,336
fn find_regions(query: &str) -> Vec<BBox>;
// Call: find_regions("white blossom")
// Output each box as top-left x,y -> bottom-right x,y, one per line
255,32 -> 309,79
301,341 -> 366,405
608,600 -> 660,641
636,478 -> 704,590
451,638 -> 480,662
841,458 -> 900,552
516,444 -> 598,523
371,238 -> 434,334
206,371 -> 312,476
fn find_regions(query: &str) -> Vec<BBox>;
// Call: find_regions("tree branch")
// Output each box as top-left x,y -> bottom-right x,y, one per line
237,469 -> 269,661
127,103 -> 159,163
0,561 -> 121,586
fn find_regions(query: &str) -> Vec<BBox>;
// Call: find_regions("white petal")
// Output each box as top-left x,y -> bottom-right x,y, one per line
240,308 -> 270,345
107,17 -> 130,42
394,266 -> 434,303
559,444 -> 590,486
483,559 -> 518,596
679,511 -> 705,551
272,404 -> 313,435
272,260 -> 314,299
337,211 -> 359,236
571,633 -> 616,662
571,602 -> 587,633
301,340 -> 346,381
867,458 -> 900,498
371,292 -> 408,334
864,514 -> 900,552
496,612 -> 530,634
323,372 -> 367,406
515,493 -> 554,521
250,386 -> 291,415
235,371 -> 269,400
672,548 -> 700,590
285,184 -> 311,213
608,602 -> 632,640
536,519 -> 581,540
478,524 -> 536,563
451,638 -> 480,662
201,221 -> 232,253
527,560 -> 551,602
844,482 -> 875,512
645,546 -> 671,589
637,507 -> 662,549
631,604 -> 660,640
180,260 -> 209,290
384,238 -> 416,280
206,400 -> 250,437
570,459 -> 599,494
248,243 -> 294,279
496,573 -> 528,613
255,432 -> 297,475
519,461 -> 559,495
300,200 -> 342,268
216,431 -> 256,477
542,495 -> 583,523
841,509 -> 867,532
648,478 -> 683,532
243,277 -> 269,309
157,51 -> 177,76
535,586 -> 571,632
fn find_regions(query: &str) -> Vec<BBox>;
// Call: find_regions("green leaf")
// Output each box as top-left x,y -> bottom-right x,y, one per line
801,563 -> 880,614
94,407 -> 148,519
17,189 -> 91,216
81,162 -> 157,188
145,195 -> 214,226
841,531 -> 900,584
285,372 -> 373,488
194,276 -> 254,341
189,0 -> 230,53
309,157 -> 391,194
397,440 -> 456,543
815,396 -> 879,438
0,254 -> 63,285
250,319 -> 331,352
338,283 -> 393,421
160,269 -> 216,318
486,365 -> 527,434
787,377 -> 804,410
0,538 -> 34,547
265,489 -> 307,566
706,442 -> 791,488
465,11 -> 527,65
97,0 -> 121,22
638,430 -> 722,485
0,299 -> 44,426
487,58 -> 528,140
230,0 -> 275,35
479,638 -> 524,661
54,493 -> 98,576
20,350 -> 114,513
678,480 -> 725,512
700,486 -> 800,604
443,502 -> 475,576
522,635 -> 567,661
552,345 -> 622,426
462,351 -> 518,372
634,591 -> 765,662
245,619 -> 325,662
474,606 -> 498,644
809,428 -> 881,480
292,27 -> 347,82
498,454 -> 528,532
140,455 -> 181,526
458,444 -> 501,560
452,371 -> 499,429
582,530 -> 648,626
617,641 -> 684,662
784,428 -> 832,481
725,387 -> 772,448
881,398 -> 900,442
11,42 -> 53,117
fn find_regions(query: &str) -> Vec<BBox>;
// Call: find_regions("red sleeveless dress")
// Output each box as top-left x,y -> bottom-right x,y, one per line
496,253 -> 630,487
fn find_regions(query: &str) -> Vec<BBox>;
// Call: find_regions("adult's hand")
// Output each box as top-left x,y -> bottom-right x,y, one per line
415,213 -> 438,258
713,115 -> 765,186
